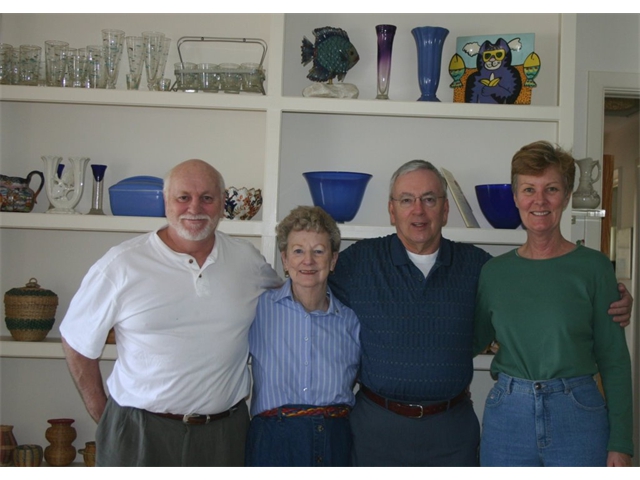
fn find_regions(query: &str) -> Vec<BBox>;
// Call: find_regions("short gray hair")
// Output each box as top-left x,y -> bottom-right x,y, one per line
276,206 -> 341,253
389,160 -> 448,199
163,159 -> 226,199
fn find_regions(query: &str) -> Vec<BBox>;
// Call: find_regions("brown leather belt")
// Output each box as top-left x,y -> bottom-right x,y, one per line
360,385 -> 468,418
149,401 -> 241,425
259,405 -> 350,418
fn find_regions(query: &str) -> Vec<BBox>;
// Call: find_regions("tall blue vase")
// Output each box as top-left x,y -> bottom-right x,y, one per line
411,26 -> 449,102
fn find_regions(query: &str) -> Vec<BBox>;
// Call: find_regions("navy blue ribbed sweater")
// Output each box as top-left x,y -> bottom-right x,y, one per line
329,234 -> 491,402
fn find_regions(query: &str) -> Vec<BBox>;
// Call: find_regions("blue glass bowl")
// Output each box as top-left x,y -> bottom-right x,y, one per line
303,171 -> 372,223
475,184 -> 522,229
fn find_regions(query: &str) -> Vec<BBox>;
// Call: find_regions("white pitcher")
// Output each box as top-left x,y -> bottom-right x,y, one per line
572,157 -> 601,209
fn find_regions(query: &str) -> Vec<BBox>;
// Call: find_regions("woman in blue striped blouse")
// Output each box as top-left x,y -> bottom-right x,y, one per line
245,206 -> 361,466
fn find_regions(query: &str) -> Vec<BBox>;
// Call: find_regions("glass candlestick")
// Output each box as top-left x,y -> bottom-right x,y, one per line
375,24 -> 396,100
88,164 -> 107,215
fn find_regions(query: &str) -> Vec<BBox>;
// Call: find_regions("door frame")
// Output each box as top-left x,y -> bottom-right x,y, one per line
587,70 -> 640,463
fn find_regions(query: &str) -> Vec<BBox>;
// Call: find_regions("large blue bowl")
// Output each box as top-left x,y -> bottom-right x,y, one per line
303,171 -> 372,223
475,184 -> 522,229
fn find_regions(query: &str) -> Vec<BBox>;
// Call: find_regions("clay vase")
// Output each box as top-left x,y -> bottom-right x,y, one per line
1,424 -> 18,466
13,444 -> 43,467
44,418 -> 77,466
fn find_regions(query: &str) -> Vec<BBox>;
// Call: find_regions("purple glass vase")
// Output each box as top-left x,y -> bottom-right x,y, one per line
411,26 -> 449,102
375,24 -> 396,100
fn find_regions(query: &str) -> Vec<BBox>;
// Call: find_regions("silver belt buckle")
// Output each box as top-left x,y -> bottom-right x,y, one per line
407,404 -> 424,419
183,413 -> 210,424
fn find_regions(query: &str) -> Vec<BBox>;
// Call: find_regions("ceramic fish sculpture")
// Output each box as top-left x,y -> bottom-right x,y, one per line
301,26 -> 359,84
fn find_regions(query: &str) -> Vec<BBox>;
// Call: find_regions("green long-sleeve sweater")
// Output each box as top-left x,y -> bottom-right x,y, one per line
473,245 -> 633,456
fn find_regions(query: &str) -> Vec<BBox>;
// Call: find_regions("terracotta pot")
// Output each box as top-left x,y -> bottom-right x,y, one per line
44,418 -> 77,466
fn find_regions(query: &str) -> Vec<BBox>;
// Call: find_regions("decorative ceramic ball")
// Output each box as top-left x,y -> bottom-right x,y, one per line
224,187 -> 262,220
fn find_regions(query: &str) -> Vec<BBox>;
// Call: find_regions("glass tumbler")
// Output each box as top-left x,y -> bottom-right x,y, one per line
45,40 -> 70,87
0,43 -> 13,85
18,44 -> 42,86
174,62 -> 197,91
240,62 -> 265,93
220,63 -> 241,94
85,45 -> 107,88
198,63 -> 219,92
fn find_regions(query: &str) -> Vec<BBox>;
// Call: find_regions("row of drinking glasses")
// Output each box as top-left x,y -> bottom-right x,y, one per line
0,30 -> 170,90
174,62 -> 265,93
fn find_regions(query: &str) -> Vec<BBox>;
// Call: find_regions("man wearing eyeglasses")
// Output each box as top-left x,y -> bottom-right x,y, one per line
328,159 -> 633,466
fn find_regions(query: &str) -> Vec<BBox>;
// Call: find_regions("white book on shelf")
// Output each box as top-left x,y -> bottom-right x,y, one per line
440,168 -> 480,228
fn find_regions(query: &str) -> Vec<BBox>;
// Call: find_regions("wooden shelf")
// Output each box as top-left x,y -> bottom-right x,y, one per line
0,336 -> 117,360
0,335 -> 495,370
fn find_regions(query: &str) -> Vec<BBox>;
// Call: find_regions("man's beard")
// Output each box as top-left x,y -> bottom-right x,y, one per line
170,214 -> 217,241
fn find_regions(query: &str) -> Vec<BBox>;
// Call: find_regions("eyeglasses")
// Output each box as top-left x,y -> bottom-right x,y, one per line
390,194 -> 446,209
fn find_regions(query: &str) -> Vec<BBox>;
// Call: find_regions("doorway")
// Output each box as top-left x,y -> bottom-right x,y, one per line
587,71 -> 640,464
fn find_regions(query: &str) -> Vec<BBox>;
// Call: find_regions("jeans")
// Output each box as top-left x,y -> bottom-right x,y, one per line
245,405 -> 352,466
480,373 -> 609,466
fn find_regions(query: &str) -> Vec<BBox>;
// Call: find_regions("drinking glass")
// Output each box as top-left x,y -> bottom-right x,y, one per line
18,45 -> 42,86
102,29 -> 125,89
154,37 -> 171,90
45,40 -> 70,87
142,31 -> 165,91
175,61 -> 197,91
85,45 -> 107,88
198,63 -> 219,92
0,43 -> 13,85
220,63 -> 241,94
125,36 -> 144,90
64,48 -> 84,87
240,62 -> 265,93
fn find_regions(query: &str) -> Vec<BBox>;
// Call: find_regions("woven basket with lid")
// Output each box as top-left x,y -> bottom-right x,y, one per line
4,278 -> 58,342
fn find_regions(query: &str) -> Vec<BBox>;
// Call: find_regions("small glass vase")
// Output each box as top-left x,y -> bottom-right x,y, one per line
375,24 -> 396,100
88,164 -> 107,215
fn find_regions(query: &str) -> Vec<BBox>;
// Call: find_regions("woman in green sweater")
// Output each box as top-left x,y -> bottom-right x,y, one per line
474,141 -> 633,466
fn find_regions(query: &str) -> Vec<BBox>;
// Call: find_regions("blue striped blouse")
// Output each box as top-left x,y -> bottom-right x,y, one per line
248,279 -> 361,416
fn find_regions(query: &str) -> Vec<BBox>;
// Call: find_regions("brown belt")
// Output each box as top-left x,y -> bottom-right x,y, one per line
360,385 -> 468,418
149,401 -> 241,425
259,405 -> 350,418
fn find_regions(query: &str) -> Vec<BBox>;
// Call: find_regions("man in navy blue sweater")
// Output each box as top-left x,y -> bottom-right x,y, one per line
328,159 -> 633,466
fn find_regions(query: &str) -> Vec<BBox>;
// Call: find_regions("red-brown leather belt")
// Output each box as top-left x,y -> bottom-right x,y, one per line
360,385 -> 468,418
149,401 -> 241,425
259,405 -> 350,418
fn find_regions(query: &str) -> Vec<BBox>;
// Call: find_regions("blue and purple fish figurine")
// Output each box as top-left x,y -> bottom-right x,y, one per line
301,26 -> 359,84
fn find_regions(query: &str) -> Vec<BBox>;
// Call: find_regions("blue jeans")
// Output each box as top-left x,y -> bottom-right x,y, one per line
480,373 -> 609,466
245,405 -> 352,466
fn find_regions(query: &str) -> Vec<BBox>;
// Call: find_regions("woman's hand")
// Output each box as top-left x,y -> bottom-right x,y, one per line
607,451 -> 632,466
608,283 -> 634,327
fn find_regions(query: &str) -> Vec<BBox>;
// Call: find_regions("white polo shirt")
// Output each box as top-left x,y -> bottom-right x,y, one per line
60,228 -> 282,415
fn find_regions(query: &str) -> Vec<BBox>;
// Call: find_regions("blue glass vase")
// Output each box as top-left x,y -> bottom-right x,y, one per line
411,26 -> 449,102
88,164 -> 107,215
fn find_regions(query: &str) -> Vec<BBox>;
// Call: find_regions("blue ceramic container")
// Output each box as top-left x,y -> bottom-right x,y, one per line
303,171 -> 372,223
475,184 -> 521,229
109,176 -> 165,217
